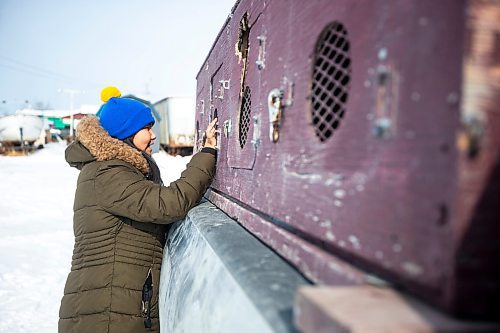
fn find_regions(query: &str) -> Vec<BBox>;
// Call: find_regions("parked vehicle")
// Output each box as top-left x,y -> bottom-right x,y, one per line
0,114 -> 44,143
154,97 -> 195,156
0,114 -> 44,154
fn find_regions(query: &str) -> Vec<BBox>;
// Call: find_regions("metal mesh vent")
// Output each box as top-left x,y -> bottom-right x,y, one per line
239,86 -> 252,148
311,21 -> 351,142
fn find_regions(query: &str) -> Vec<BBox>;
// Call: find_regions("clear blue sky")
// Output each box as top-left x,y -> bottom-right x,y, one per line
0,0 -> 235,114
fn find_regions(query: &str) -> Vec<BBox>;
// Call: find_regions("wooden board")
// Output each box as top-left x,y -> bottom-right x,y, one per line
195,0 -> 500,319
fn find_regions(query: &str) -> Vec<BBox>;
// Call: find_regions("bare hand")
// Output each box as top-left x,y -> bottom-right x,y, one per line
204,118 -> 218,148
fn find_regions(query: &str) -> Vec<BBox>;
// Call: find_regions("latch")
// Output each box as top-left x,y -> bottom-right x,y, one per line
208,107 -> 213,123
256,35 -> 266,70
268,88 -> 284,142
216,80 -> 230,100
281,77 -> 295,107
220,80 -> 230,90
223,119 -> 232,138
372,64 -> 399,139
251,114 -> 261,147
199,100 -> 205,115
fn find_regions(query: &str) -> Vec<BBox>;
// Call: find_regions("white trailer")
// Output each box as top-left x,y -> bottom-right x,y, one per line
0,114 -> 45,154
154,97 -> 195,156
0,114 -> 44,143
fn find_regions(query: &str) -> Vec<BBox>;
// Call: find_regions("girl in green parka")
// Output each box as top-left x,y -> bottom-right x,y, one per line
59,88 -> 217,333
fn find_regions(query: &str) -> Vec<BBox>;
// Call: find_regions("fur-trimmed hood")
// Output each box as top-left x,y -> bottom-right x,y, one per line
65,115 -> 149,174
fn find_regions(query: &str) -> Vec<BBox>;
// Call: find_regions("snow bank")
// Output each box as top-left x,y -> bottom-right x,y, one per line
0,144 -> 190,333
153,150 -> 192,185
0,143 -> 77,333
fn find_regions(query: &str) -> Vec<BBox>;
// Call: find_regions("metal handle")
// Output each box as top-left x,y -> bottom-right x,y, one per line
268,88 -> 284,143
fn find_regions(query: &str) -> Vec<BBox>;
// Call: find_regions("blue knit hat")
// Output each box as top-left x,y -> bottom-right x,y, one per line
99,97 -> 155,140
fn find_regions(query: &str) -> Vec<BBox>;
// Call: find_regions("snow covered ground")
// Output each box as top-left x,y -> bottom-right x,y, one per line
0,142 -> 191,333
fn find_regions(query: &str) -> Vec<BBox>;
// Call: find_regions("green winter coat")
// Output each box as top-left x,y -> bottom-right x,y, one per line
59,116 -> 215,332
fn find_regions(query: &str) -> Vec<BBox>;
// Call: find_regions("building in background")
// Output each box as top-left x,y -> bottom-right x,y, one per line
16,105 -> 99,139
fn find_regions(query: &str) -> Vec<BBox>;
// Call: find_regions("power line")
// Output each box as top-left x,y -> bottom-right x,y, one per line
0,54 -> 101,87
0,54 -> 71,78
0,62 -> 72,82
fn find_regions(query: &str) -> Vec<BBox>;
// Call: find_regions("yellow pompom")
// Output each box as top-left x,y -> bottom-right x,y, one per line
100,86 -> 121,103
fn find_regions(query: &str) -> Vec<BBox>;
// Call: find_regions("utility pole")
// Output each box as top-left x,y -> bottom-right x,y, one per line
60,88 -> 83,138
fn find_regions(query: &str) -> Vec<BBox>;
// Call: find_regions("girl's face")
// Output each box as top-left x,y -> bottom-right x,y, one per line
133,124 -> 156,155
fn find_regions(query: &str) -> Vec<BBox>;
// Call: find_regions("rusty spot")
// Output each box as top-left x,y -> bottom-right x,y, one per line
373,64 -> 400,139
234,13 -> 250,64
234,13 -> 252,146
